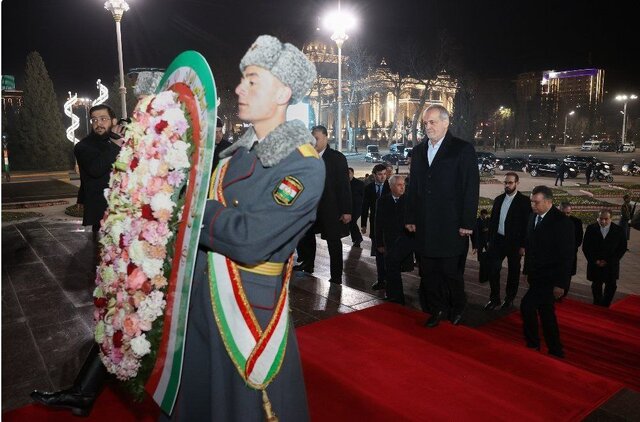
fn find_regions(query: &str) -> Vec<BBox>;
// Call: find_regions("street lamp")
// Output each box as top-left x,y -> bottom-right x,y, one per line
104,0 -> 130,118
616,94 -> 638,144
563,110 -> 575,145
323,3 -> 356,152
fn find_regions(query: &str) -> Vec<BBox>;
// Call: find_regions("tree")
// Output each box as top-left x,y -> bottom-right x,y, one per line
376,55 -> 412,143
13,51 -> 72,170
450,72 -> 480,143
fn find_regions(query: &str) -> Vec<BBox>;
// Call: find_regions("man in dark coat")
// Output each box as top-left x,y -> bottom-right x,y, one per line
375,174 -> 413,304
471,209 -> 490,283
521,186 -> 574,358
585,161 -> 594,185
555,160 -> 567,186
74,104 -> 124,233
294,125 -> 352,283
582,209 -> 627,307
361,163 -> 390,289
212,116 -> 232,170
484,172 -> 531,310
349,167 -> 365,247
559,201 -> 584,297
405,105 -> 480,327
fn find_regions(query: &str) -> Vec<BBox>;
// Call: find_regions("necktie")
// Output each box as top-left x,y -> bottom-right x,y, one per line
535,215 -> 542,228
376,184 -> 381,198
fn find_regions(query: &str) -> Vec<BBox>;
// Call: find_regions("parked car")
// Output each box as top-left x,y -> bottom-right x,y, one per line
403,147 -> 413,158
580,140 -> 602,151
389,143 -> 406,155
622,143 -> 636,153
598,142 -> 617,152
526,157 -> 578,179
496,157 -> 527,171
365,151 -> 384,163
381,153 -> 408,166
476,151 -> 498,164
563,155 -> 614,173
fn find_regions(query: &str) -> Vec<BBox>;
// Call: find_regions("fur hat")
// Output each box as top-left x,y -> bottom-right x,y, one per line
240,35 -> 317,104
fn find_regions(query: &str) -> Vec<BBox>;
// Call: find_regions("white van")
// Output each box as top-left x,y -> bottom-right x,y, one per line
581,140 -> 602,151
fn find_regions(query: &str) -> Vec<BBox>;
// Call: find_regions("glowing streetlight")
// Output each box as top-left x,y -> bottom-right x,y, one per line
563,110 -> 575,145
323,3 -> 356,152
104,0 -> 130,118
616,94 -> 637,144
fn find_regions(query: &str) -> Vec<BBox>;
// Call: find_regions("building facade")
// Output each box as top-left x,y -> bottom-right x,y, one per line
303,41 -> 457,147
516,68 -> 605,144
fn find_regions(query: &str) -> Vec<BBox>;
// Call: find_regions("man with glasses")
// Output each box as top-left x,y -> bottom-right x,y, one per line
484,172 -> 531,310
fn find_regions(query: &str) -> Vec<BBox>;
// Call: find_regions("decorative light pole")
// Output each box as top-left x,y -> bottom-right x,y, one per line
563,110 -> 575,145
616,94 -> 637,144
323,3 -> 356,152
104,0 -> 130,118
92,79 -> 109,107
64,92 -> 80,144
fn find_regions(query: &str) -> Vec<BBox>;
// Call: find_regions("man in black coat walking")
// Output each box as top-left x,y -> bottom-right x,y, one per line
582,209 -> 627,307
555,160 -> 567,186
295,125 -> 352,283
361,163 -> 390,289
375,175 -> 413,304
471,209 -> 491,284
405,105 -> 480,327
349,167 -> 365,247
212,116 -> 232,170
521,185 -> 574,358
558,201 -> 584,297
484,172 -> 531,310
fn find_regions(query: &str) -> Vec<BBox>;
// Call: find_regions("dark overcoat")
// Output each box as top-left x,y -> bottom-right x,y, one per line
582,222 -> 627,282
405,133 -> 480,257
313,147 -> 352,240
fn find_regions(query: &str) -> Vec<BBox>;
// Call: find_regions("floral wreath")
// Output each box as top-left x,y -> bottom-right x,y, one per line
93,91 -> 192,385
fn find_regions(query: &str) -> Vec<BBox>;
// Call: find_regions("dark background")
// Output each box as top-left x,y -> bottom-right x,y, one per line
2,0 -> 638,97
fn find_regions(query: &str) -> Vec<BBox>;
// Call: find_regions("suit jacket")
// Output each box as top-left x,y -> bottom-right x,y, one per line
73,132 -> 121,226
313,146 -> 352,240
405,132 -> 480,257
375,193 -> 407,248
523,206 -> 574,289
488,191 -> 531,252
472,216 -> 490,252
350,177 -> 365,220
361,179 -> 390,238
569,215 -> 584,276
582,222 -> 627,282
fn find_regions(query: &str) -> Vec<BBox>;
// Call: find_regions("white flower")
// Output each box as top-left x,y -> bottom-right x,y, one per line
137,290 -> 166,322
141,257 -> 164,278
130,334 -> 152,357
147,158 -> 161,176
152,91 -> 177,111
162,108 -> 188,135
129,239 -> 146,266
165,141 -> 190,169
150,192 -> 175,213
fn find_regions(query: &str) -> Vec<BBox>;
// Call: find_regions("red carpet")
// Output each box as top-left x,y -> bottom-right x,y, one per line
2,385 -> 160,422
478,296 -> 640,391
297,303 -> 622,422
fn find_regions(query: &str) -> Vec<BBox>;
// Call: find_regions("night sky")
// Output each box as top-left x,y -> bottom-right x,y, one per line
2,0 -> 638,99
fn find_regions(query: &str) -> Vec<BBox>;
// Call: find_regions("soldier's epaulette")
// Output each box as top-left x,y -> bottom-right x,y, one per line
297,143 -> 320,159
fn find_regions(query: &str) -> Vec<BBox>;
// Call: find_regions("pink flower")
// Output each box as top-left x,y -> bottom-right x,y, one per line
167,170 -> 185,187
111,347 -> 124,364
127,268 -> 147,290
146,177 -> 166,196
123,314 -> 142,337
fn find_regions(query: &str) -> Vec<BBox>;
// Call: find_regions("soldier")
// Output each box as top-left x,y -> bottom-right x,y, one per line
161,35 -> 322,421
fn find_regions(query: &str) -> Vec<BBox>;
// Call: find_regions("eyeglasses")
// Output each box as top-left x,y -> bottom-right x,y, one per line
90,116 -> 111,124
503,181 -> 516,184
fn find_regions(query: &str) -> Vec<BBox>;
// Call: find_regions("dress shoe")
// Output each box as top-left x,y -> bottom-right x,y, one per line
371,280 -> 386,290
450,311 -> 464,326
526,342 -> 541,351
483,300 -> 500,311
500,298 -> 514,310
424,311 -> 445,328
292,264 -> 314,274
548,350 -> 565,359
30,389 -> 95,417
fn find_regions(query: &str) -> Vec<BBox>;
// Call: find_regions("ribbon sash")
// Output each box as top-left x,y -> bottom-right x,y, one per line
207,159 -> 291,389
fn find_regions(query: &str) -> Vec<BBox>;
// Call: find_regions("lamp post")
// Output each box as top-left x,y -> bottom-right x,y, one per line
563,110 -> 575,145
104,0 -> 130,118
616,94 -> 637,144
323,4 -> 356,152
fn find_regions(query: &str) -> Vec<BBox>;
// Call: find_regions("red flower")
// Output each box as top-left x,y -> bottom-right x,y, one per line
141,280 -> 152,295
141,204 -> 154,220
127,263 -> 137,275
155,120 -> 169,134
130,157 -> 139,170
94,297 -> 107,308
113,330 -> 124,348
119,235 -> 126,249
